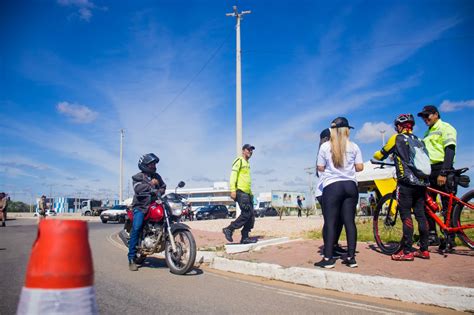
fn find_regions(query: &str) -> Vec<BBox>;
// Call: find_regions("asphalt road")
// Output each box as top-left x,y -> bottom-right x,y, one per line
0,219 -> 459,314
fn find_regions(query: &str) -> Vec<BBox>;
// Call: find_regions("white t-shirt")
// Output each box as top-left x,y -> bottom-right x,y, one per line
315,173 -> 324,198
317,141 -> 363,189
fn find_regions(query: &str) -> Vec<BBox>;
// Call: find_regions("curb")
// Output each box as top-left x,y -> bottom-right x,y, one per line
208,257 -> 473,312
224,237 -> 291,254
109,232 -> 473,311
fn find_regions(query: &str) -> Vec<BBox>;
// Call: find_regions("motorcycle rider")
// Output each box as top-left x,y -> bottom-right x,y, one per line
128,153 -> 166,271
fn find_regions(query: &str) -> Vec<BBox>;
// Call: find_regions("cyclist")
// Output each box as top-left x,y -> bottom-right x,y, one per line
417,105 -> 457,249
373,114 -> 430,260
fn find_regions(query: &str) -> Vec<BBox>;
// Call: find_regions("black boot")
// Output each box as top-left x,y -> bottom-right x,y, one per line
222,227 -> 234,242
240,231 -> 257,244
428,231 -> 440,246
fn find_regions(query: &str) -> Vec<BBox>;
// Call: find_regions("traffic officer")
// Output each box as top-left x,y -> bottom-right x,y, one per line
418,105 -> 457,248
223,144 -> 256,244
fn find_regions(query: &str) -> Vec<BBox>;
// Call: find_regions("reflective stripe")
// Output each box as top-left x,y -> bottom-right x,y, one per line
17,286 -> 98,315
427,130 -> 442,136
443,138 -> 456,145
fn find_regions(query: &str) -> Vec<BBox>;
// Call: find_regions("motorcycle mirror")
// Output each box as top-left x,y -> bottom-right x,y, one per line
178,181 -> 185,188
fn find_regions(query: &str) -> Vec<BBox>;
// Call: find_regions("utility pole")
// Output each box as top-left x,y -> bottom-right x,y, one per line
304,167 -> 316,212
227,5 -> 251,157
119,129 -> 124,202
380,129 -> 386,146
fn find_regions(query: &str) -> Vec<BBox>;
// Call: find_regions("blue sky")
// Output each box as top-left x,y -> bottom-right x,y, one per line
1,0 -> 473,203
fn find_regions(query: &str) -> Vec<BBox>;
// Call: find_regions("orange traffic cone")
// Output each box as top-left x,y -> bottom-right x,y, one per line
17,220 -> 98,314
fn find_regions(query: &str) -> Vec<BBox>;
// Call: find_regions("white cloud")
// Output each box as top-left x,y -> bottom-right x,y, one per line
57,101 -> 98,123
355,122 -> 395,144
440,99 -> 474,112
57,0 -> 97,21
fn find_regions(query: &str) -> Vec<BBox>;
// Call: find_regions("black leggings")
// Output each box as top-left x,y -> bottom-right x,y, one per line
317,196 -> 343,248
322,181 -> 358,258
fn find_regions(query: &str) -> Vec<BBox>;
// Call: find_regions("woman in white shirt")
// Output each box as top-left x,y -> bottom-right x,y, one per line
315,117 -> 363,269
316,128 -> 345,258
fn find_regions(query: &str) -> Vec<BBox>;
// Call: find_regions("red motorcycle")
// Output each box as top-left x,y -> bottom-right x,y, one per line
120,181 -> 196,275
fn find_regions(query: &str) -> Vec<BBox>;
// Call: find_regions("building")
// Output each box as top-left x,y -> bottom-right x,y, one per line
169,182 -> 235,210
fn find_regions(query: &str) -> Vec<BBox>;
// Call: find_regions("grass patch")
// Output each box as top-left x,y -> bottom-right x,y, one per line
305,217 -> 374,242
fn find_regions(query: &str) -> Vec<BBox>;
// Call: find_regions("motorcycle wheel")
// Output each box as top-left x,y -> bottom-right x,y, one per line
165,230 -> 196,275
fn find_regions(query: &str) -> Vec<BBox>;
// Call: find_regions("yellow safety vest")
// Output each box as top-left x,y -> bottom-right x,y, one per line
422,119 -> 457,164
229,157 -> 252,195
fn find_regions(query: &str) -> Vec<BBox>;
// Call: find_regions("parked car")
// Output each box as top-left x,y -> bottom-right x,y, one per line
100,205 -> 129,223
195,205 -> 229,220
255,207 -> 278,217
34,209 -> 56,217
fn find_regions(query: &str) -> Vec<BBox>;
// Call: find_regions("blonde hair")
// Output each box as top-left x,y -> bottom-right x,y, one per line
330,127 -> 350,168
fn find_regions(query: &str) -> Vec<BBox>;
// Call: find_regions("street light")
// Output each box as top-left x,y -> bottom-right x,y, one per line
380,129 -> 386,146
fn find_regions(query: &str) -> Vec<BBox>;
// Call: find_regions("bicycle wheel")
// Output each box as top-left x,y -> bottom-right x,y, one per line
452,189 -> 474,249
373,193 -> 403,255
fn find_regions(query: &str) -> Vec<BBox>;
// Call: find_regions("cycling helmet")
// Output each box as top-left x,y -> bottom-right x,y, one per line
394,114 -> 415,129
138,153 -> 159,174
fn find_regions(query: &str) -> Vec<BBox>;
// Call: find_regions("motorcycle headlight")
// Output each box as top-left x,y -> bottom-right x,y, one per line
169,201 -> 183,216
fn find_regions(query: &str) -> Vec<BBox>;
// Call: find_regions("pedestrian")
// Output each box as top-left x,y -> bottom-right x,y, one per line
38,195 -> 47,222
315,128 -> 346,259
128,153 -> 166,271
297,196 -> 303,217
315,117 -> 363,269
369,194 -> 376,216
0,192 -> 7,227
223,144 -> 257,244
373,114 -> 430,261
417,105 -> 457,249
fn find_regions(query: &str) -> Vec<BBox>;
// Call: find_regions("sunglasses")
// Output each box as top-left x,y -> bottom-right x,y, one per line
421,113 -> 432,119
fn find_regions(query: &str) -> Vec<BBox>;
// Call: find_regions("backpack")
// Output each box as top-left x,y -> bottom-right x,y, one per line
401,134 -> 431,178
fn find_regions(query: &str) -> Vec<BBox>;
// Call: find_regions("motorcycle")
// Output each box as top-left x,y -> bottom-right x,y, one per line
119,181 -> 197,275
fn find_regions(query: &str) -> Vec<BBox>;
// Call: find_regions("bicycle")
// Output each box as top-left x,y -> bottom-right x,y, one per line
371,159 -> 473,255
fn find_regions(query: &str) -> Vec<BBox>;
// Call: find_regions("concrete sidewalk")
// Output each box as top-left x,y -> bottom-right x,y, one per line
187,217 -> 474,312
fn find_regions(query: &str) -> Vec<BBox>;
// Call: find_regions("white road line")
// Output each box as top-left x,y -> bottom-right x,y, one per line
209,273 -> 413,315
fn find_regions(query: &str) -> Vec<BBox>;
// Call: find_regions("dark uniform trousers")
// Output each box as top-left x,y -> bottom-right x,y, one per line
229,190 -> 255,238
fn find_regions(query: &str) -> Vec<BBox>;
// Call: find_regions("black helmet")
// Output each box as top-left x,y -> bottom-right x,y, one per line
394,114 -> 415,128
138,153 -> 159,174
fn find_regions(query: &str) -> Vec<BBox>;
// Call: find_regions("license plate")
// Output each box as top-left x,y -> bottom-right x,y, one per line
103,216 -> 109,219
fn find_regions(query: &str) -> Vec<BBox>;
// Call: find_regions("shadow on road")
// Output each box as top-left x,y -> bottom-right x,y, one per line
138,257 -> 204,276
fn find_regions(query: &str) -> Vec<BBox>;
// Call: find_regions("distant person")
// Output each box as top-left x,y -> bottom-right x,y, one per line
369,194 -> 376,216
128,153 -> 166,271
315,117 -> 363,269
223,144 -> 256,244
297,196 -> 303,217
315,128 -> 346,258
38,195 -> 47,221
418,105 -> 457,249
373,114 -> 430,261
186,203 -> 193,221
0,192 -> 7,227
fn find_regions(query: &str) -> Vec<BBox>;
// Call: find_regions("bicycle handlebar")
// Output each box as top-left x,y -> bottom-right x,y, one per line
370,159 -> 395,167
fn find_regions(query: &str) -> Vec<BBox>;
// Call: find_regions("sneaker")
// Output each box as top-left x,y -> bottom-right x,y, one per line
342,257 -> 358,268
391,251 -> 414,261
129,261 -> 138,271
413,250 -> 430,259
314,258 -> 336,269
222,227 -> 234,243
334,245 -> 347,256
240,238 -> 257,244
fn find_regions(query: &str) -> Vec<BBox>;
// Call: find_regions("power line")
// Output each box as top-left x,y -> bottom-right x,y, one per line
143,31 -> 232,128
243,34 -> 474,56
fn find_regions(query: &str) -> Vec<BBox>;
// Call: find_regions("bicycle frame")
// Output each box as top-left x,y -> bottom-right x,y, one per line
425,186 -> 474,233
